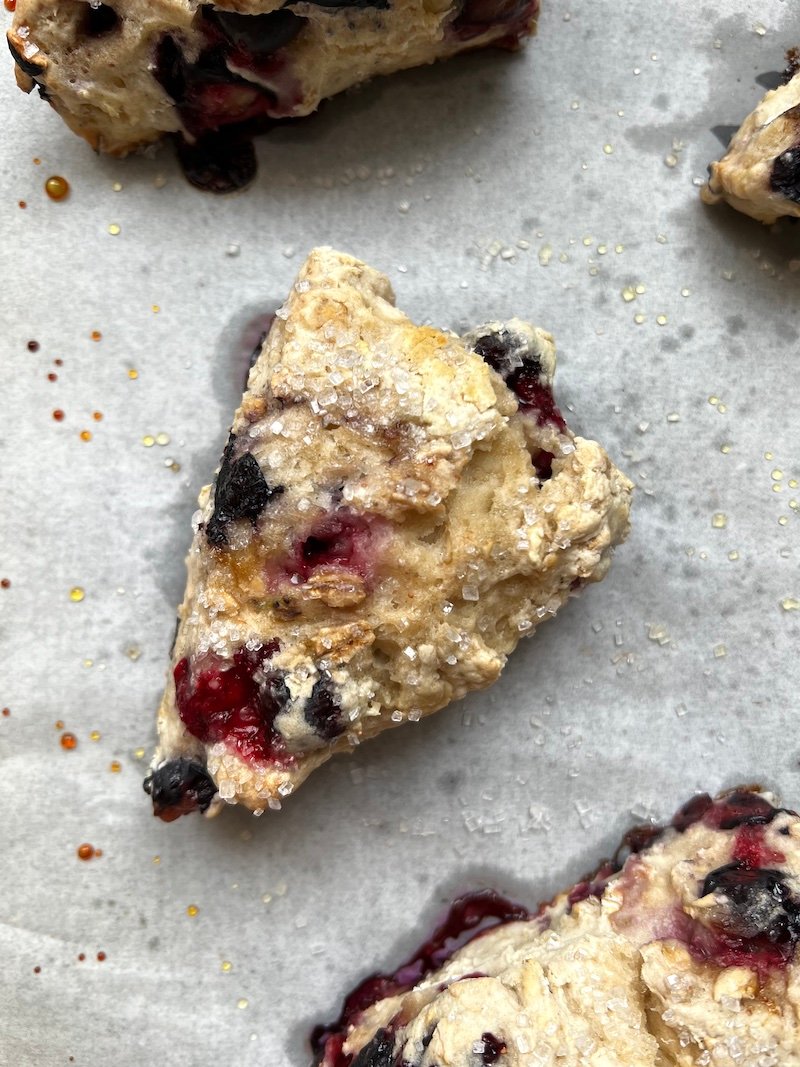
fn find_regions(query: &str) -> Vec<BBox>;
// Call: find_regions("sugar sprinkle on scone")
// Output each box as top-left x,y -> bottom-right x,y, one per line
313,787 -> 800,1067
7,0 -> 538,189
702,53 -> 800,224
144,247 -> 632,820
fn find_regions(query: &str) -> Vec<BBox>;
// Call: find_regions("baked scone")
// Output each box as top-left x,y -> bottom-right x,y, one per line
7,0 -> 538,189
313,788 -> 800,1067
702,55 -> 800,224
144,247 -> 631,820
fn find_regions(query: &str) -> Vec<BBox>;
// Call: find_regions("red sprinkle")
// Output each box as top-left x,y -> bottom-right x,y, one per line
27,340 -> 39,352
0,579 -> 9,589
52,409 -> 64,422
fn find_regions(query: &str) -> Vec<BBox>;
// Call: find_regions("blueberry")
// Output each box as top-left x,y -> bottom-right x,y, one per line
203,7 -> 305,57
771,147 -> 800,204
176,132 -> 258,195
702,862 -> 800,945
304,676 -> 343,741
479,1033 -> 507,1065
351,1029 -> 395,1067
143,758 -> 217,821
81,3 -> 119,37
206,435 -> 283,545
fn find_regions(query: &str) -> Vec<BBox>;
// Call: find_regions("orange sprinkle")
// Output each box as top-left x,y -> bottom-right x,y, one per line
52,409 -> 64,422
60,732 -> 77,750
77,953 -> 86,962
0,578 -> 9,589
47,373 -> 57,382
55,720 -> 64,730
79,430 -> 92,442
54,358 -> 63,366
95,848 -> 103,858
5,1 -> 18,13
76,843 -> 95,861
44,175 -> 70,201
2,708 -> 9,717
96,951 -> 106,962
33,157 -> 41,165
18,200 -> 26,209
109,760 -> 121,773
90,330 -> 102,342
92,411 -> 103,421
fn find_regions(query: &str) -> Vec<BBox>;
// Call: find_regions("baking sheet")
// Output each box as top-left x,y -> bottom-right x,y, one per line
1,1 -> 799,1063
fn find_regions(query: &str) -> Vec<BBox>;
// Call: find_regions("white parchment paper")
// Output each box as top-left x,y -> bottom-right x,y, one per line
1,1 -> 798,1064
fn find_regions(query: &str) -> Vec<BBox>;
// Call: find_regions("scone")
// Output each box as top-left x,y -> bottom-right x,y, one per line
7,0 -> 538,188
144,247 -> 631,820
314,787 -> 800,1067
702,55 -> 800,224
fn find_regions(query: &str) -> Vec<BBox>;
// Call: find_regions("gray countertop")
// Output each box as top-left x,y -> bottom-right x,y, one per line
1,1 -> 798,1063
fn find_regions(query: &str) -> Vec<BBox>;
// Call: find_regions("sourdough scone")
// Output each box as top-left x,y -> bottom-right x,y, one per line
702,60 -> 800,224
7,0 -> 538,158
314,788 -> 800,1067
144,247 -> 631,820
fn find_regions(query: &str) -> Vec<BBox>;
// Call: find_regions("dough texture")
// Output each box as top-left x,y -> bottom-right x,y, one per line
144,247 -> 631,819
702,67 -> 800,224
315,789 -> 800,1067
8,0 -> 538,156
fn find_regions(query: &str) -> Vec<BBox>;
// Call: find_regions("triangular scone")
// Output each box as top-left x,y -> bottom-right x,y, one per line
145,248 -> 632,820
702,64 -> 800,224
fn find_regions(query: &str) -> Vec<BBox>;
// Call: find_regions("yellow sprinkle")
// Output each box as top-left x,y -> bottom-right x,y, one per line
713,644 -> 727,659
634,313 -> 646,325
142,435 -> 155,448
112,182 -> 123,192
622,287 -> 636,302
779,516 -> 789,526
237,998 -> 248,1010
133,747 -> 145,760
764,451 -> 773,460
89,730 -> 101,742
603,144 -> 614,154
720,443 -> 731,454
262,893 -> 273,904
80,430 -> 92,442
128,369 -> 139,380
153,855 -> 161,864
773,484 -> 782,493
790,499 -> 799,511
708,396 -> 719,405
221,961 -> 233,973
109,760 -> 122,773
69,587 -> 85,602
728,550 -> 739,561
781,598 -> 800,612
82,658 -> 94,668
152,305 -> 160,314
656,314 -> 668,326
681,287 -> 691,297
597,244 -> 607,255
772,469 -> 783,481
615,244 -> 624,254
711,513 -> 727,529
186,905 -> 199,918
155,432 -> 170,446
108,223 -> 121,236
789,479 -> 798,489
717,404 -> 727,414
635,284 -> 646,295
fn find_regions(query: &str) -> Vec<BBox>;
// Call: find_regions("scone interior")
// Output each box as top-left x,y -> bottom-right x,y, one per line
702,54 -> 800,224
8,0 -> 538,178
144,247 -> 631,819
314,788 -> 800,1067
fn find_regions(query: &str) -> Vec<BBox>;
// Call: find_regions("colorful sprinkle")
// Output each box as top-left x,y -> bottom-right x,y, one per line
45,175 -> 70,201
69,587 -> 85,602
61,732 -> 78,750
77,843 -> 95,861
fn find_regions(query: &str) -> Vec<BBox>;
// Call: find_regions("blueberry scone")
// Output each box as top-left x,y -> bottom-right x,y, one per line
314,788 -> 800,1067
144,247 -> 631,821
7,0 -> 538,188
702,55 -> 800,224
